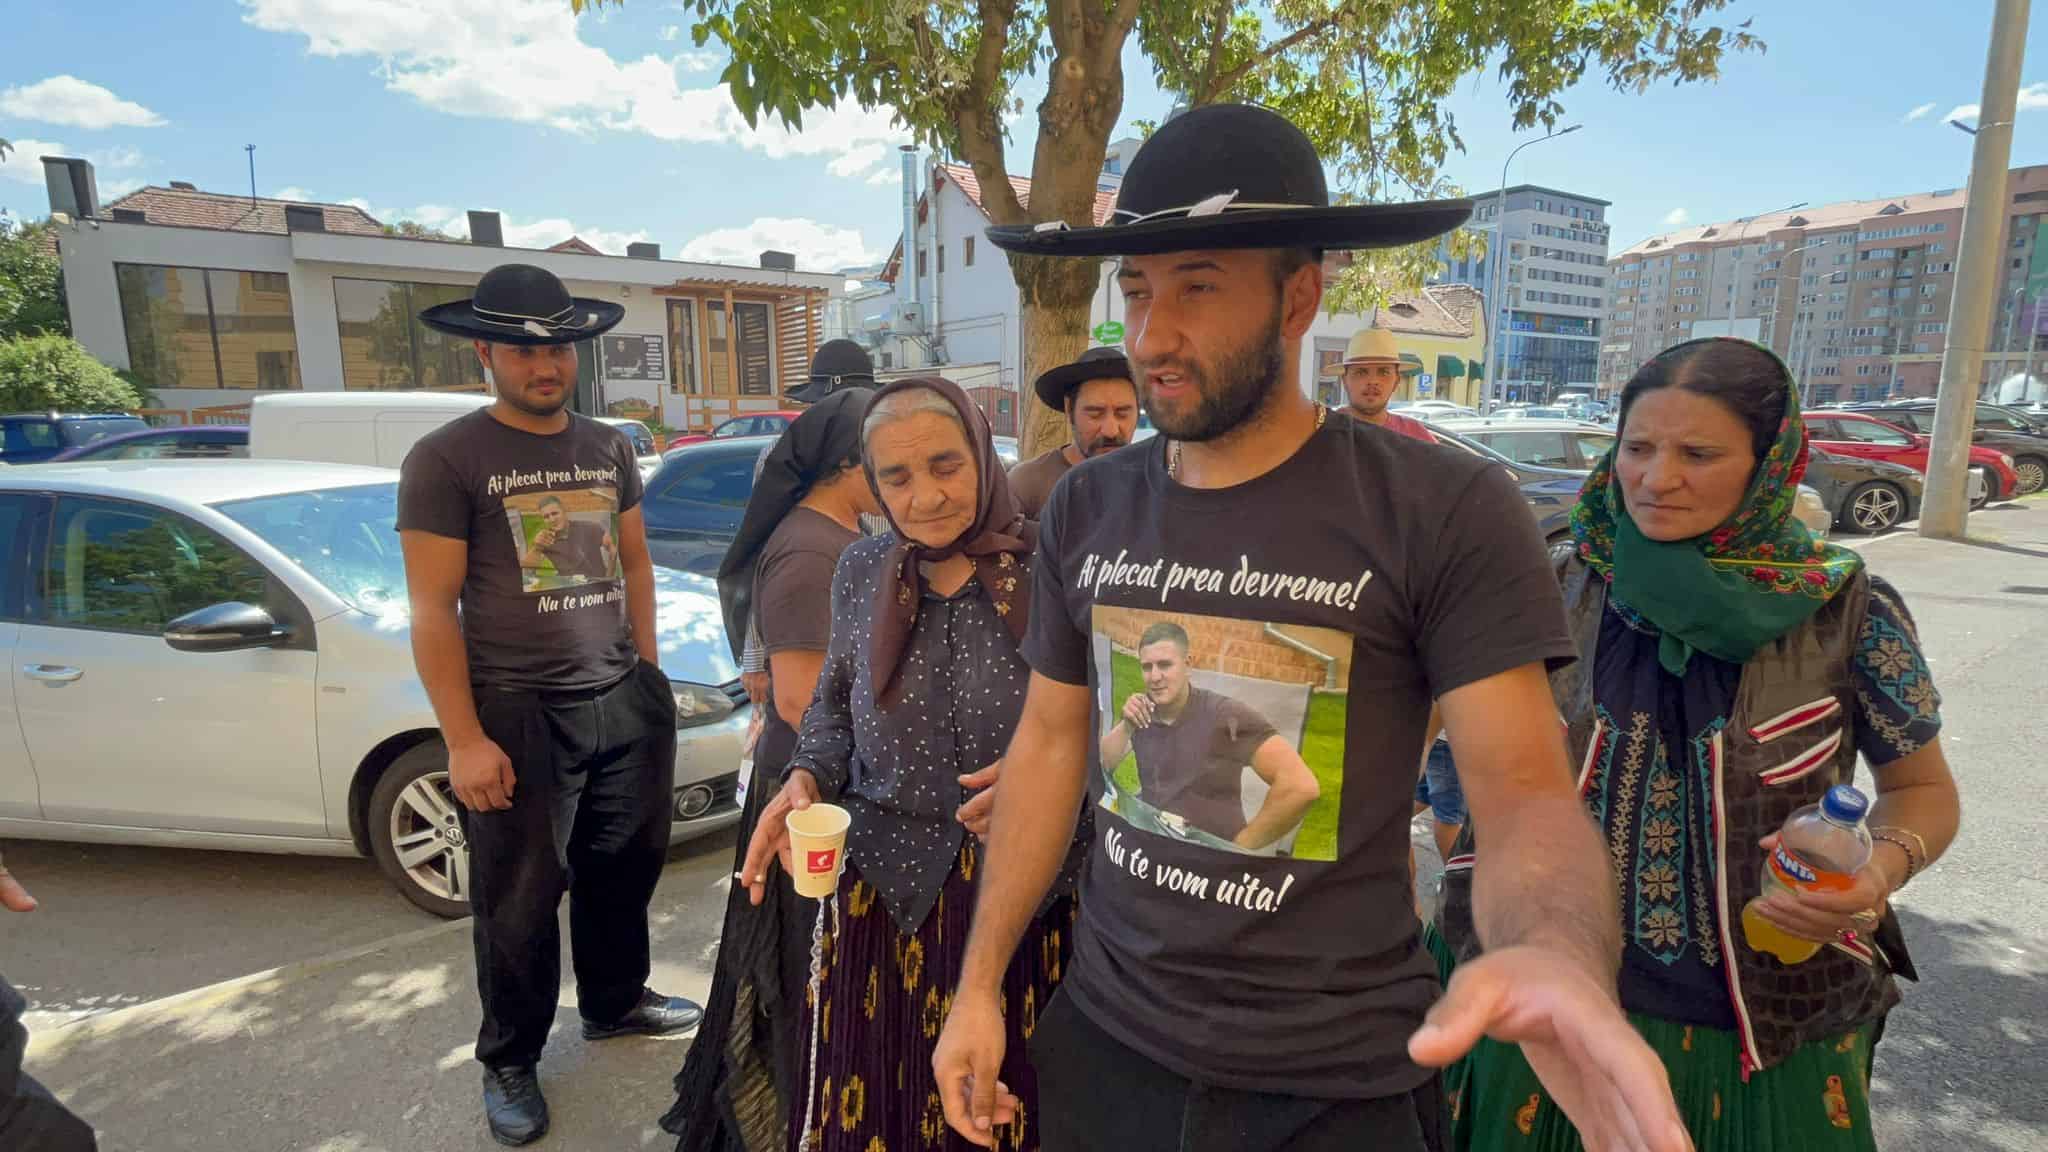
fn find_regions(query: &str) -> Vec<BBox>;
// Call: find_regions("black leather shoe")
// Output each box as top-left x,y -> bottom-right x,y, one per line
580,988 -> 704,1041
482,1065 -> 549,1146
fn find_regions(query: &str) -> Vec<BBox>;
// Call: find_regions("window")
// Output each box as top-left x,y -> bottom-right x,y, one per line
917,248 -> 927,278
1836,417 -> 1913,444
938,244 -> 946,274
1918,322 -> 1947,334
117,264 -> 303,392
42,498 -> 271,635
0,494 -> 30,620
655,455 -> 756,509
1856,365 -> 1875,377
1913,342 -> 1932,354
1927,262 -> 1953,274
1572,431 -> 1616,465
667,299 -> 699,395
964,236 -> 975,268
334,279 -> 485,392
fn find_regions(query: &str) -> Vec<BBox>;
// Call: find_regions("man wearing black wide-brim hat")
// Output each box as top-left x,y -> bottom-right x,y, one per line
1007,345 -> 1139,518
398,263 -> 702,1146
935,106 -> 1687,1152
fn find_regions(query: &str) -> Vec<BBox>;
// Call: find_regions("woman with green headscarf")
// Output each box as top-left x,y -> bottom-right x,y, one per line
1431,339 -> 1960,1151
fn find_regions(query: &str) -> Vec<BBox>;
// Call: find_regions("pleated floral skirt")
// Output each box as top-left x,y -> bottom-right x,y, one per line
1423,925 -> 1880,1152
787,839 -> 1077,1152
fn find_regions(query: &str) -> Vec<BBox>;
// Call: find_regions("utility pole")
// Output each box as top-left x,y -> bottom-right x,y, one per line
1483,125 -> 1580,409
1924,0 -> 2028,539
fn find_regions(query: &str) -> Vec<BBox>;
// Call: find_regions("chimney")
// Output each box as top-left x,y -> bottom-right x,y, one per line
169,181 -> 198,191
468,210 -> 504,247
899,144 -> 920,312
284,204 -> 326,233
627,241 -> 661,260
42,156 -> 100,220
758,250 -> 795,271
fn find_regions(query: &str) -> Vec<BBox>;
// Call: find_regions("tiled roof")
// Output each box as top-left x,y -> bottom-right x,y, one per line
1373,284 -> 1480,339
102,186 -> 388,236
937,162 -> 1119,229
1613,187 -> 1969,259
549,236 -> 604,256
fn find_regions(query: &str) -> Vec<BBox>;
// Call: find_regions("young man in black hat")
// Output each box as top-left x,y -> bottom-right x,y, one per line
1008,345 -> 1140,517
398,263 -> 702,1147
934,106 -> 1688,1152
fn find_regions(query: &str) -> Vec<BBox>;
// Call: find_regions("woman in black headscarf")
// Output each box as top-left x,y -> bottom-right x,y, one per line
738,377 -> 1088,1152
665,387 -> 878,1152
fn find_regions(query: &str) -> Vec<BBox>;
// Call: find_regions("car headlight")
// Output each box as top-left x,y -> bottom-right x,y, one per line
671,681 -> 736,728
2000,453 -> 2016,468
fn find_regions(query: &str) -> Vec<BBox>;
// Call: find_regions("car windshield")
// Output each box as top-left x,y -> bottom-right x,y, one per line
62,417 -> 149,447
1522,406 -> 1571,419
213,483 -> 408,616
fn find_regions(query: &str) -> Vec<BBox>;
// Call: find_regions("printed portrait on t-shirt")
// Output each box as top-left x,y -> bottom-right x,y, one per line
503,487 -> 623,592
1092,605 -> 1349,862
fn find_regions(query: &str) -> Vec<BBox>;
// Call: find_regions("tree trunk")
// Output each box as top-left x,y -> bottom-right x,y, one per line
1013,251 -> 1102,458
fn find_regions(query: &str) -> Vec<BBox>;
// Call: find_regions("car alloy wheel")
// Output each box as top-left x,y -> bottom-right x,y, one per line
368,742 -> 472,918
2014,455 -> 2046,496
1847,482 -> 1904,534
1970,465 -> 1995,509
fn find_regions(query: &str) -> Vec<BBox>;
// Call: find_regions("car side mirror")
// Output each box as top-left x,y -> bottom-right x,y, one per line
164,602 -> 289,653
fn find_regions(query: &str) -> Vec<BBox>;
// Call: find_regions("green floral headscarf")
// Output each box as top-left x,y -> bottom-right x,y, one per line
1570,338 -> 1864,676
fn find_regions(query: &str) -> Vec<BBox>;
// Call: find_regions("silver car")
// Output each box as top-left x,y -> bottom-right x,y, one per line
0,461 -> 747,917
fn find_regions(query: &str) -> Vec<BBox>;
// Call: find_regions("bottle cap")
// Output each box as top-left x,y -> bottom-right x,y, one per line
1820,784 -> 1870,826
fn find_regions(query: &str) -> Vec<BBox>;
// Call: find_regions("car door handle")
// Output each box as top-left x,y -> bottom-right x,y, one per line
22,664 -> 83,684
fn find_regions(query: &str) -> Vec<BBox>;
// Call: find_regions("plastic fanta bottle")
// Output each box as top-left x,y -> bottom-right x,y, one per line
1740,784 -> 1872,964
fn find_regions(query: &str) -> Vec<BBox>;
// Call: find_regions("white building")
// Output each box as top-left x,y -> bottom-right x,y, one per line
866,146 -> 1431,432
1437,184 -> 1612,400
40,157 -> 845,432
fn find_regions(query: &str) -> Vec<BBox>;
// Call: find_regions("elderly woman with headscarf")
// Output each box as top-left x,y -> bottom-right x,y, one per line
738,377 -> 1087,1152
664,387 -> 878,1152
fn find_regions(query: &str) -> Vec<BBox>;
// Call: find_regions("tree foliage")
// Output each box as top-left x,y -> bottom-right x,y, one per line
0,333 -> 144,413
571,0 -> 1760,451
1,217 -> 70,341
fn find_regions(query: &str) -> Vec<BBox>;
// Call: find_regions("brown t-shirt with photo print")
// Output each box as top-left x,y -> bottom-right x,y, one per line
1129,686 -> 1278,842
398,408 -> 644,693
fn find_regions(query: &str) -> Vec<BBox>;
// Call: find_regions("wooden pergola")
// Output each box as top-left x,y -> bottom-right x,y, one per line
652,277 -> 829,428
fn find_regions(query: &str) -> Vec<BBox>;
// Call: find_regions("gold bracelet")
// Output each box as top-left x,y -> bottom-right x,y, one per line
1870,826 -> 1927,885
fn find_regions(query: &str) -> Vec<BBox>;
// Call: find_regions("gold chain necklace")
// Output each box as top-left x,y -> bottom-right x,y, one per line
1168,404 -> 1326,480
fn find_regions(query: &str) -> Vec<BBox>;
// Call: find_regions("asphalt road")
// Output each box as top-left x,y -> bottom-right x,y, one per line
3,499 -> 2043,1151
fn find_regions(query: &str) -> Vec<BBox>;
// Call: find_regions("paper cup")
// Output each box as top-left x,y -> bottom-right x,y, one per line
786,803 -> 852,899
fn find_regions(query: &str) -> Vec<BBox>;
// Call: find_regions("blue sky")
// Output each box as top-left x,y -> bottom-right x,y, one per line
3,1 -> 2045,271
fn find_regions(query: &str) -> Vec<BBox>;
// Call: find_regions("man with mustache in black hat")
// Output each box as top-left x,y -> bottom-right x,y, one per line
1008,346 -> 1141,518
934,106 -> 1689,1152
399,263 -> 702,1147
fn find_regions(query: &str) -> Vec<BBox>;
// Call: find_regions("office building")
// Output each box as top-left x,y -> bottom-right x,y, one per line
1438,185 -> 1612,400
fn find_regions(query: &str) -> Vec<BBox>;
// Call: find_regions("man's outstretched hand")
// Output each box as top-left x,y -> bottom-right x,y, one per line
1409,946 -> 1692,1152
0,865 -> 37,913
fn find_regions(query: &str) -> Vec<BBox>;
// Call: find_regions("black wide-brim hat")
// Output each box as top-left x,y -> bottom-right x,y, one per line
418,263 -> 624,346
987,104 -> 1472,258
1033,346 -> 1133,410
788,338 -> 877,405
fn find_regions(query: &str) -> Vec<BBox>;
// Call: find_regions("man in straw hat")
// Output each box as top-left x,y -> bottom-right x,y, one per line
1008,345 -> 1141,517
933,105 -> 1687,1152
398,264 -> 703,1146
1330,326 -> 1437,443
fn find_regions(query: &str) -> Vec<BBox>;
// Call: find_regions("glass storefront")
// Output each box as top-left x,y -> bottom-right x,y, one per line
116,265 -> 301,391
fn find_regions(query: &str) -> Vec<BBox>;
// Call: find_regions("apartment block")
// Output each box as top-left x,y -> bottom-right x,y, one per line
1438,185 -> 1612,400
1603,164 -> 2048,403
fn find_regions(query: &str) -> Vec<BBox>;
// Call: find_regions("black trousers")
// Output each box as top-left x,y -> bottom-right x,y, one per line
464,660 -> 677,1069
0,979 -> 96,1151
1029,989 -> 1443,1152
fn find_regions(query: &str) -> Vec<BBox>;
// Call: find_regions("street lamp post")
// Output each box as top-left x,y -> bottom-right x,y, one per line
1483,124 -> 1581,408
1708,202 -> 1807,341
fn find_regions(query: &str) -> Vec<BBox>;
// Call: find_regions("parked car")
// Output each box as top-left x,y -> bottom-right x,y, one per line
0,461 -> 746,917
993,436 -> 1020,468
1391,400 -> 1479,420
1428,418 -> 1614,471
1804,446 -> 1924,534
663,411 -> 804,452
1425,425 -> 1591,552
597,416 -> 663,479
641,437 -> 774,575
1,413 -> 152,465
1802,409 -> 2019,508
48,424 -> 249,462
248,392 -> 494,468
1837,400 -> 2048,496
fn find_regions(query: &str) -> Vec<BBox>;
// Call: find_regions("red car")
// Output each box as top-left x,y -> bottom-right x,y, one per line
664,410 -> 804,453
1805,410 -> 2019,507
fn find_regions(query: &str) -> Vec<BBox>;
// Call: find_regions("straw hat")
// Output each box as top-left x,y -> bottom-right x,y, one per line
1326,328 -> 1419,376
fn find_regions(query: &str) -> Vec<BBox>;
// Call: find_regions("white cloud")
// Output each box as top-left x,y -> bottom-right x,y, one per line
658,24 -> 679,41
0,75 -> 166,129
1947,103 -> 1982,124
0,138 -> 69,185
1944,82 -> 2048,126
241,0 -> 900,177
1904,102 -> 1937,123
679,216 -> 879,271
85,146 -> 146,170
273,186 -> 317,202
1663,207 -> 1691,227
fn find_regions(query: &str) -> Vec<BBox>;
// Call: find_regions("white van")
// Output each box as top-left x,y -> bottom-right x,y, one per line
248,392 -> 494,468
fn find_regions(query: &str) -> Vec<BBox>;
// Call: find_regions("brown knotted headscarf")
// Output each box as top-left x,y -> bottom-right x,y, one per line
861,376 -> 1038,709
